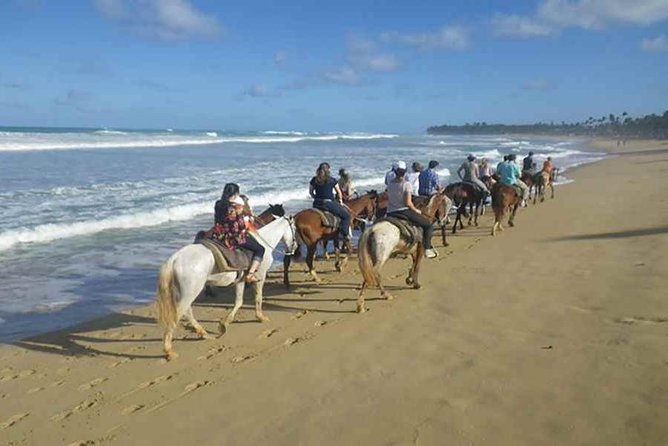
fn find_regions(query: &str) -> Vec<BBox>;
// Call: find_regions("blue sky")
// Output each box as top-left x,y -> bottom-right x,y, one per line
1,0 -> 667,132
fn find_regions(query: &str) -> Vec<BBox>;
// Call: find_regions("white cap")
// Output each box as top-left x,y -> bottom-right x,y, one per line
391,161 -> 399,169
396,161 -> 407,170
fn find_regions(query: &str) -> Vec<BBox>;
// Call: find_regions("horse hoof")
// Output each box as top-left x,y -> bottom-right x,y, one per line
256,315 -> 270,323
165,351 -> 179,361
413,283 -> 421,290
197,331 -> 213,340
356,305 -> 366,314
334,263 -> 342,272
406,277 -> 414,285
384,293 -> 394,301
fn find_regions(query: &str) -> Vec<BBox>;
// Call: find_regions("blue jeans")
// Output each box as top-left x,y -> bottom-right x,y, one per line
314,200 -> 351,239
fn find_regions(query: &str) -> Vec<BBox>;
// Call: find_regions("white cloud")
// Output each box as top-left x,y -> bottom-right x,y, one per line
92,0 -> 221,40
494,0 -> 668,39
275,50 -> 287,66
242,85 -> 278,98
321,66 -> 360,86
522,79 -> 555,91
491,14 -> 554,38
345,35 -> 401,72
641,34 -> 668,52
380,25 -> 470,50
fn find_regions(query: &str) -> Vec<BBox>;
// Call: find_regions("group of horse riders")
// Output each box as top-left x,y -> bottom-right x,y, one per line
208,153 -> 557,280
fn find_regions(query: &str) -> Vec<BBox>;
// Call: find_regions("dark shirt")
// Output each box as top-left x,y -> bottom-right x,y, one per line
523,156 -> 533,171
310,176 -> 338,201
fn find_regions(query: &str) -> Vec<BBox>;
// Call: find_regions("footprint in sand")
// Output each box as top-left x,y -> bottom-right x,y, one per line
137,374 -> 173,389
27,387 -> 44,394
51,397 -> 100,422
0,413 -> 29,430
108,358 -> 131,368
78,377 -> 108,391
292,310 -> 309,319
231,353 -> 256,364
0,369 -> 36,382
197,346 -> 228,360
121,404 -> 144,415
258,328 -> 280,339
314,320 -> 328,327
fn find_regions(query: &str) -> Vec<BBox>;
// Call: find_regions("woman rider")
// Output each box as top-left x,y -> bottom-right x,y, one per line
337,168 -> 357,202
213,183 -> 265,283
310,163 -> 351,242
386,161 -> 438,259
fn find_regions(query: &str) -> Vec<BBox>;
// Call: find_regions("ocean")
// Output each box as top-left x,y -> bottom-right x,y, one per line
0,127 -> 605,341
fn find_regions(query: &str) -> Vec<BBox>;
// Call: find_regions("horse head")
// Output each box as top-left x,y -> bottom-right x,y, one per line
269,203 -> 286,218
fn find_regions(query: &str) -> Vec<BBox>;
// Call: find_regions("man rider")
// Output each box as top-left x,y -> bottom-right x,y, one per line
498,154 -> 529,206
457,154 -> 490,196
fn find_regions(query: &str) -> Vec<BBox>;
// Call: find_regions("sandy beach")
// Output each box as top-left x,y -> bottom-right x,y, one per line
1,139 -> 667,445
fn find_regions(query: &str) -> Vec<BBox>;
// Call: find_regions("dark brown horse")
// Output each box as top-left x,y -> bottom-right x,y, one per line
490,183 -> 522,236
444,182 -> 481,233
283,191 -> 379,287
520,171 -> 537,201
195,203 -> 285,241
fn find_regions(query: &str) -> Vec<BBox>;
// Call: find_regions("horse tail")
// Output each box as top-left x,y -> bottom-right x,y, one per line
358,225 -> 379,286
156,255 -> 179,331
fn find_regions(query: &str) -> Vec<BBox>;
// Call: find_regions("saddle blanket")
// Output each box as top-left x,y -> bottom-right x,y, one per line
311,208 -> 340,228
380,216 -> 423,247
195,238 -> 252,272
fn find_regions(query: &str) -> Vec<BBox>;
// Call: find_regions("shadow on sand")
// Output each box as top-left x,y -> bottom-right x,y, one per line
548,226 -> 668,241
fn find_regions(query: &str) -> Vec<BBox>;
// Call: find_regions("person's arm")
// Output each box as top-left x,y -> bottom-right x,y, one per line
473,164 -> 480,179
457,164 -> 464,180
334,183 -> 344,203
309,184 -> 316,199
432,171 -> 440,189
405,190 -> 421,213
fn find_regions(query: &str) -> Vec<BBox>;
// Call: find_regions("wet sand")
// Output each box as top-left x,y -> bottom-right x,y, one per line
1,139 -> 667,445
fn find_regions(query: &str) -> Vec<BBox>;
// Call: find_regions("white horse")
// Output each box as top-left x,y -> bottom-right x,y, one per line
156,216 -> 297,360
356,193 -> 447,313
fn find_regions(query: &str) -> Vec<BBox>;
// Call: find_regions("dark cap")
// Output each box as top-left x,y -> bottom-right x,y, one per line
428,160 -> 439,169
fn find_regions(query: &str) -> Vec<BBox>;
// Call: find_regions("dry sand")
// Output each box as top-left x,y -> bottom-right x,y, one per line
1,139 -> 667,445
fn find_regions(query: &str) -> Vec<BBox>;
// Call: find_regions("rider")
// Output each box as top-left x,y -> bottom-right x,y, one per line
406,162 -> 423,197
542,156 -> 554,175
497,155 -> 509,174
384,161 -> 399,185
522,151 -> 534,173
214,183 -> 265,283
310,162 -> 351,242
418,160 -> 440,197
387,161 -> 438,259
498,154 -> 529,206
338,168 -> 357,202
457,154 -> 490,196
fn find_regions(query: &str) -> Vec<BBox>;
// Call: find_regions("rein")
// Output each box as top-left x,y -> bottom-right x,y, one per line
250,216 -> 298,256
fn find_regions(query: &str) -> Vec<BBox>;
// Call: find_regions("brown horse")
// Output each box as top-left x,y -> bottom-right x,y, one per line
376,191 -> 451,247
490,183 -> 522,236
356,192 -> 448,313
520,171 -> 537,201
534,168 -> 557,203
283,191 -> 379,287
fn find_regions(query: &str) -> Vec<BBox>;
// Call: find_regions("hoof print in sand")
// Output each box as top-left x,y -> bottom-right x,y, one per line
0,412 -> 29,430
78,377 -> 108,391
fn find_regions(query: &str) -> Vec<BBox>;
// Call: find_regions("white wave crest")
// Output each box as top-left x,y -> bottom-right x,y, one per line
261,130 -> 306,136
94,129 -> 127,135
205,132 -> 218,137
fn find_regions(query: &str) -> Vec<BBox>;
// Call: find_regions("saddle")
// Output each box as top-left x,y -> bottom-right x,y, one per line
462,180 -> 486,195
195,238 -> 252,272
380,215 -> 423,247
311,208 -> 340,229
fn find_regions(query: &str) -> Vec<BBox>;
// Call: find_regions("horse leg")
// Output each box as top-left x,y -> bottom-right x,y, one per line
283,254 -> 292,289
338,238 -> 352,272
253,278 -> 270,323
474,201 -> 480,227
441,223 -> 449,247
509,202 -> 519,227
357,281 -> 368,313
219,278 -> 245,335
467,202 -> 473,226
333,238 -> 342,272
306,244 -> 321,283
550,182 -> 555,199
163,328 -> 176,361
408,245 -> 424,289
185,307 -> 211,339
378,277 -> 393,301
322,240 -> 330,260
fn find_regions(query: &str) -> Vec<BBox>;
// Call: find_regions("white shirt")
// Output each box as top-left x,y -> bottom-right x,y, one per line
384,170 -> 396,185
405,171 -> 420,195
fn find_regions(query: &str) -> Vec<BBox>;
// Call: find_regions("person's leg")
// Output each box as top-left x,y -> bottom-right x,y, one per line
241,235 -> 265,281
392,209 -> 434,251
322,201 -> 351,239
474,178 -> 489,194
516,180 -> 529,200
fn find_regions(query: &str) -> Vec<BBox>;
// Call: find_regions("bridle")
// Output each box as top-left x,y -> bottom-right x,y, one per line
251,215 -> 298,256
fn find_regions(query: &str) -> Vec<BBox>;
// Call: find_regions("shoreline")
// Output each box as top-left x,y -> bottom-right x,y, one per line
1,138 -> 666,445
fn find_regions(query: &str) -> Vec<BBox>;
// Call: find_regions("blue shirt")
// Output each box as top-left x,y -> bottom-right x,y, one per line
310,176 -> 337,200
418,169 -> 439,196
498,161 -> 521,185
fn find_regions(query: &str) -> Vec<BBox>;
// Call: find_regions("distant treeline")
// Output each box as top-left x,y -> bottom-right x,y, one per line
427,110 -> 668,140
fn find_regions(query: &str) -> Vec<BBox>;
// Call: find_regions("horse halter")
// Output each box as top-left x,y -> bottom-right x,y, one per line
251,216 -> 298,256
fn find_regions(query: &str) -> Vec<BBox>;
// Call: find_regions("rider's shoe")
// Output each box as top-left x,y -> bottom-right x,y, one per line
425,248 -> 438,259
